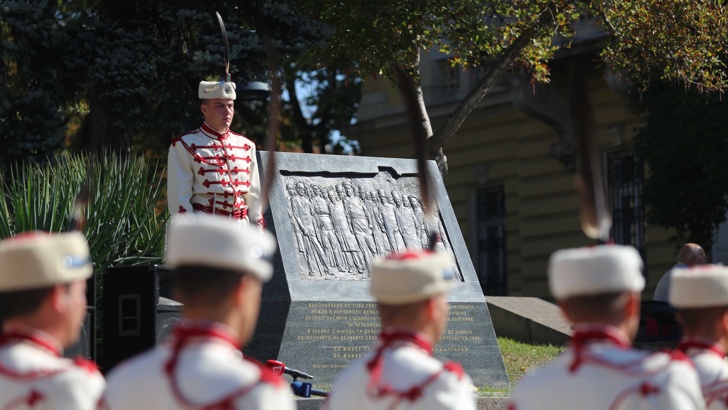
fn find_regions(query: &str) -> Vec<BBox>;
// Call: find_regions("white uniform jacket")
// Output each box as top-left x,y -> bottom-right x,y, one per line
678,337 -> 728,409
325,327 -> 476,410
509,324 -> 706,410
103,322 -> 294,410
167,122 -> 262,226
0,329 -> 105,410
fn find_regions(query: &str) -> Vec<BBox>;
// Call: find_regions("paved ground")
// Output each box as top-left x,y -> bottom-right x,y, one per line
295,397 -> 510,409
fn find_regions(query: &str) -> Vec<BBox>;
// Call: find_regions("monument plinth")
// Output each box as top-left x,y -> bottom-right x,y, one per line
244,152 -> 509,389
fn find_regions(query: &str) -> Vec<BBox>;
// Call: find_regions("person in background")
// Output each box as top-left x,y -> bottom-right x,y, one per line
167,76 -> 263,228
654,243 -> 706,302
0,232 -> 105,410
509,245 -> 705,410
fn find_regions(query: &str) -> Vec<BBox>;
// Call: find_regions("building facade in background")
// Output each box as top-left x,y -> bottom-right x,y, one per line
347,46 -> 682,299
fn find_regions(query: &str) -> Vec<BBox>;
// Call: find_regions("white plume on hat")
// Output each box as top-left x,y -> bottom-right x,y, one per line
548,245 -> 644,299
166,213 -> 276,282
0,232 -> 93,292
669,265 -> 728,308
199,80 -> 236,100
370,250 -> 457,305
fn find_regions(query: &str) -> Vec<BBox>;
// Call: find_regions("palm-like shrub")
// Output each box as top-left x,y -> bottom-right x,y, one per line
0,151 -> 168,271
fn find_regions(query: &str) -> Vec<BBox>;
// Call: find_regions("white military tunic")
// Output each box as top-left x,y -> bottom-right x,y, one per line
678,337 -> 728,409
0,329 -> 105,410
167,122 -> 263,226
104,322 -> 294,410
325,327 -> 476,410
509,324 -> 706,410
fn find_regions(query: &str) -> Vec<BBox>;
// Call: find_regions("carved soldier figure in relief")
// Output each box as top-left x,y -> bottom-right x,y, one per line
167,78 -> 263,227
376,189 -> 405,253
391,191 -> 420,250
292,182 -> 329,276
286,183 -> 305,253
0,232 -> 105,410
331,185 -> 364,273
409,196 -> 429,249
366,190 -> 389,255
342,181 -> 376,271
311,184 -> 345,273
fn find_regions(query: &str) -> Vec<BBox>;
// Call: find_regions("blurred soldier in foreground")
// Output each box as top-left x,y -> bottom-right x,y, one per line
509,245 -> 705,410
670,265 -> 728,408
104,214 -> 293,409
325,250 -> 476,410
0,232 -> 104,409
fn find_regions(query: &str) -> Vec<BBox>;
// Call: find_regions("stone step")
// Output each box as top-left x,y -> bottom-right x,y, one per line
486,296 -> 570,345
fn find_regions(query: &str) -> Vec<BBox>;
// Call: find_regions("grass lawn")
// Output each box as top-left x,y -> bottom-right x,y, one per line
476,337 -> 564,397
498,337 -> 565,385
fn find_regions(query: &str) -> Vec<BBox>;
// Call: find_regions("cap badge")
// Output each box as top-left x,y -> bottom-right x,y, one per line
61,255 -> 90,269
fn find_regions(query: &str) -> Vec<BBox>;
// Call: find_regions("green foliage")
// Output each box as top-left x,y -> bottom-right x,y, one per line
631,83 -> 728,251
3,1 -> 354,159
0,152 -> 168,272
0,1 -> 76,168
597,0 -> 728,92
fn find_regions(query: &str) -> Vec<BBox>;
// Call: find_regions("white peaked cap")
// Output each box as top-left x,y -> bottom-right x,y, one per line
198,81 -> 236,100
166,214 -> 276,282
370,250 -> 457,305
548,245 -> 644,299
0,232 -> 93,292
669,265 -> 728,308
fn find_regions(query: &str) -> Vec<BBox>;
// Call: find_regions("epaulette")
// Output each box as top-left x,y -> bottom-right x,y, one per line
73,357 -> 101,375
443,361 -> 465,380
248,359 -> 286,388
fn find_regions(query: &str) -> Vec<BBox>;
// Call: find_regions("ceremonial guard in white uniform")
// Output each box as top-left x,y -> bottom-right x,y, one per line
167,77 -> 263,226
104,214 -> 294,410
325,250 -> 476,410
670,265 -> 728,409
509,245 -> 705,410
0,232 -> 105,410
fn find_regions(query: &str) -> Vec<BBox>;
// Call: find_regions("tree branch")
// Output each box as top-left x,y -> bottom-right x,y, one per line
428,26 -> 537,158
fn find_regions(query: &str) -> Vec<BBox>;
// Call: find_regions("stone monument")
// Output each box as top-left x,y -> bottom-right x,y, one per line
245,152 -> 509,389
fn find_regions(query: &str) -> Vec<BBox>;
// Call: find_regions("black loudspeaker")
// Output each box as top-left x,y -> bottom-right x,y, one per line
102,265 -> 183,372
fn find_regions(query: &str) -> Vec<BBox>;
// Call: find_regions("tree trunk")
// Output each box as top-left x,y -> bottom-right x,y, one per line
426,26 -> 537,175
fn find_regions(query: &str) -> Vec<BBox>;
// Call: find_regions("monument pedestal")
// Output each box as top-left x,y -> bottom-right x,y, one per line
244,152 -> 509,388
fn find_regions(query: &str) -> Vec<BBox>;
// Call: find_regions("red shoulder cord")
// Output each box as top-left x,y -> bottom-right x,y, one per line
568,325 -> 630,373
0,331 -> 65,380
163,323 -> 256,410
676,337 -> 727,359
365,328 -> 460,410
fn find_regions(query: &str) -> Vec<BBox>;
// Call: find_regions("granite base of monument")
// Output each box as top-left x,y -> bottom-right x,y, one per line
244,152 -> 509,389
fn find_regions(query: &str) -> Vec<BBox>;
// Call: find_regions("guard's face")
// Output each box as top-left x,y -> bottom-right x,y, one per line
62,279 -> 88,347
239,276 -> 263,345
433,293 -> 450,343
201,99 -> 235,133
